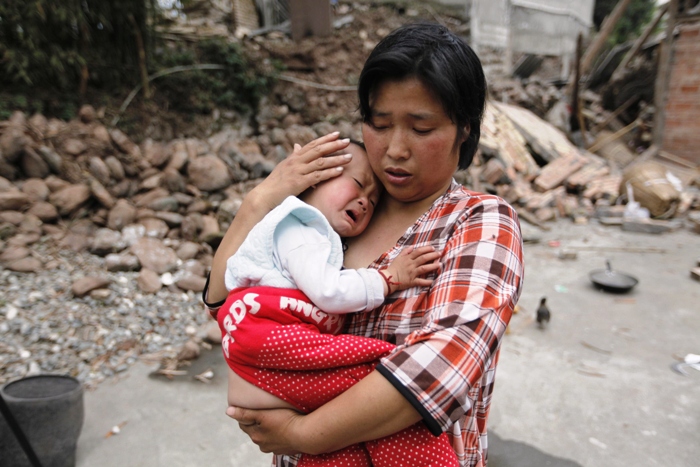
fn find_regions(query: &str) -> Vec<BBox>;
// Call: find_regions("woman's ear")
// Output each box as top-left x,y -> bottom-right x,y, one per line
461,123 -> 471,144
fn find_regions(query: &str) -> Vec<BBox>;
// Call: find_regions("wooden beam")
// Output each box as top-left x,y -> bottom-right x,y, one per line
611,3 -> 669,82
652,0 -> 680,146
587,119 -> 639,154
579,0 -> 634,78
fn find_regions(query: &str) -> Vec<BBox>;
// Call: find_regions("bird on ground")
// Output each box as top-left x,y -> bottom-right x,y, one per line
536,297 -> 550,330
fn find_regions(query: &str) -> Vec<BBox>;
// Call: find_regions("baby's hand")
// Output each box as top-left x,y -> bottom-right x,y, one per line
380,246 -> 440,295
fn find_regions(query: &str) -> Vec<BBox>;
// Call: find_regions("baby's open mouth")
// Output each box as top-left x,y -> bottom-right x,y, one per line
346,210 -> 357,222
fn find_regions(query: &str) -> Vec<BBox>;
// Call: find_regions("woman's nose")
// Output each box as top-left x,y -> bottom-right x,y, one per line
386,129 -> 409,160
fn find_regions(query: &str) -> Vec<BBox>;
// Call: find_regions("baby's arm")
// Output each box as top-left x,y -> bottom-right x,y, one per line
377,246 -> 441,295
282,232 -> 439,313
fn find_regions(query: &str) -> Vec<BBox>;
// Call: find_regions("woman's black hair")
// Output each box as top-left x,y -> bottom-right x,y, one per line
358,22 -> 486,170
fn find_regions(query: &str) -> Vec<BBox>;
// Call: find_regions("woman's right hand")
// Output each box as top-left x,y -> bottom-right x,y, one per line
207,132 -> 353,305
249,132 -> 353,213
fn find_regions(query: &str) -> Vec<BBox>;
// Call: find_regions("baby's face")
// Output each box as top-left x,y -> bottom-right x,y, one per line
302,144 -> 381,237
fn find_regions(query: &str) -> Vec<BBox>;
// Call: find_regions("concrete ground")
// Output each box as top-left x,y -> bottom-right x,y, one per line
73,219 -> 700,467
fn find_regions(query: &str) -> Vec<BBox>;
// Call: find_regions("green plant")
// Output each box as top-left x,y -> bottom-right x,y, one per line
0,0 -> 154,91
593,0 -> 656,46
153,39 -> 282,115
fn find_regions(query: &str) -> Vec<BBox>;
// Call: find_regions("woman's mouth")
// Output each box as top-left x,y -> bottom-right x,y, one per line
385,168 -> 411,184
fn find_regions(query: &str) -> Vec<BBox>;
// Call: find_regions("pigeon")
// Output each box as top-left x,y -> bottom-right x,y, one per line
536,297 -> 550,329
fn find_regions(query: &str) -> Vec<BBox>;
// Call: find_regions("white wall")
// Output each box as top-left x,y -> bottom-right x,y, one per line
470,0 -> 594,60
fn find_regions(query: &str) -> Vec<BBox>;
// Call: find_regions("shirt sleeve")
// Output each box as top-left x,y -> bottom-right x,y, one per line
376,196 -> 524,433
275,217 -> 386,314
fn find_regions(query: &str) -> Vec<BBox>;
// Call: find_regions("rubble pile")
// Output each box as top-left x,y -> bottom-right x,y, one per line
465,101 -> 700,234
0,105 -> 362,386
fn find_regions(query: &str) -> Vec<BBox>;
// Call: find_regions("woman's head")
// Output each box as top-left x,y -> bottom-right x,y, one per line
358,22 -> 486,170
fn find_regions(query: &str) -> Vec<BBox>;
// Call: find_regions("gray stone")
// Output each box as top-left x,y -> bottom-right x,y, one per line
90,178 -> 116,209
36,146 -> 63,173
21,178 -> 50,201
28,113 -> 48,137
104,156 -> 125,181
162,168 -> 187,193
137,268 -> 162,293
88,157 -> 112,186
180,213 -> 203,241
182,259 -> 206,277
72,276 -> 111,297
0,176 -> 15,192
0,246 -> 30,263
134,188 -> 169,208
107,200 -> 138,231
0,124 -> 29,162
0,192 -> 31,211
105,253 -> 141,272
176,242 -> 200,260
148,196 -> 179,212
78,104 -> 96,123
5,257 -> 42,273
90,228 -> 126,256
142,139 -> 171,167
187,155 -> 231,192
62,138 -> 88,156
49,184 -> 91,216
140,217 -> 170,239
139,173 -> 163,191
44,175 -> 71,193
21,147 -> 50,178
175,272 -> 206,293
110,129 -> 141,158
131,237 -> 179,274
0,210 -> 24,225
154,211 -> 184,227
121,224 -> 146,246
19,214 -> 42,235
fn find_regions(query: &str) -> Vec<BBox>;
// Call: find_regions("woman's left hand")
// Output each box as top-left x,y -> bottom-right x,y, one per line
226,406 -> 304,455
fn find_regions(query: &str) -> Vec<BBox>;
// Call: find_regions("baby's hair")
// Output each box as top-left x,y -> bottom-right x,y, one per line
346,138 -> 366,151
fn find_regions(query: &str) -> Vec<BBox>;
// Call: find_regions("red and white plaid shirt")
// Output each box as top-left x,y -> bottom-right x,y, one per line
275,181 -> 524,467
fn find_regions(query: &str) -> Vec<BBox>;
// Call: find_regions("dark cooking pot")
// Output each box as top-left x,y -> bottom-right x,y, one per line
589,261 -> 639,293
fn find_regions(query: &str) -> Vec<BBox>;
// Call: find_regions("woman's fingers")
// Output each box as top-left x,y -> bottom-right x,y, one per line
295,132 -> 348,160
227,406 -> 258,425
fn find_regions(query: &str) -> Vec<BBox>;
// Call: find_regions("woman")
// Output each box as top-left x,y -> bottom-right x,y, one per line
205,22 -> 524,467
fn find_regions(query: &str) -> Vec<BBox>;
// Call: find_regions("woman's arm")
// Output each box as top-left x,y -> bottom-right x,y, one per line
207,133 -> 353,304
228,370 -> 422,455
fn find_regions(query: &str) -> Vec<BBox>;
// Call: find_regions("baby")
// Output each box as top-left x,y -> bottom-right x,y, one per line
210,140 -> 457,466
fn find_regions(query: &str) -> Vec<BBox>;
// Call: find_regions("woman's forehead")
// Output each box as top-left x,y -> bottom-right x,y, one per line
370,78 -> 445,116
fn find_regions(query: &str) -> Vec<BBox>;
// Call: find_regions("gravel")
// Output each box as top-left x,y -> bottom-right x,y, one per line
0,241 -> 209,390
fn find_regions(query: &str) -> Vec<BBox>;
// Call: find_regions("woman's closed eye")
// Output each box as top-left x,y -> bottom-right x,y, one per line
414,127 -> 434,135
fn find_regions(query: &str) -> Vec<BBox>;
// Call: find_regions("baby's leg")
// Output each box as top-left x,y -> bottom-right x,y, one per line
365,423 -> 459,467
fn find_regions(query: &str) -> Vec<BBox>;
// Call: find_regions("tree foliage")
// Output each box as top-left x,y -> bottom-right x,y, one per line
0,0 -> 153,91
153,39 -> 282,116
593,0 -> 657,46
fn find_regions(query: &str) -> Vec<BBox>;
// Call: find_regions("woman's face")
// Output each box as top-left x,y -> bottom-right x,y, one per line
362,77 -> 465,206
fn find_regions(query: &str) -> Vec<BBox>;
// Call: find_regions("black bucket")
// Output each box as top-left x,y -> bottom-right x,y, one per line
0,375 -> 84,467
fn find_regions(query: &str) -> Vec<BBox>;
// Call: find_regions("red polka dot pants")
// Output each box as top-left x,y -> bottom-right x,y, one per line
296,423 -> 458,466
